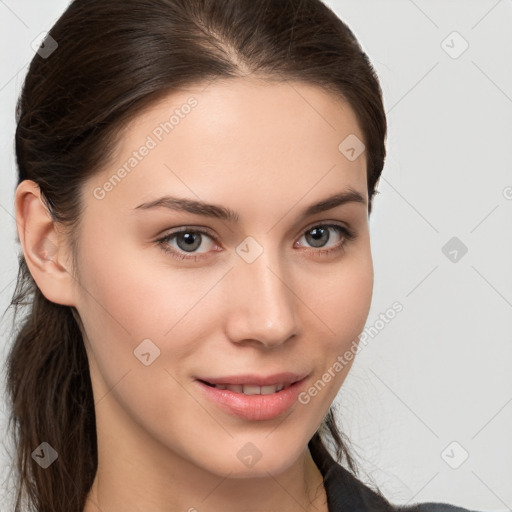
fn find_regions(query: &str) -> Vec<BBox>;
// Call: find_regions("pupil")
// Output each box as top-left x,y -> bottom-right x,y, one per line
178,232 -> 201,252
308,227 -> 328,248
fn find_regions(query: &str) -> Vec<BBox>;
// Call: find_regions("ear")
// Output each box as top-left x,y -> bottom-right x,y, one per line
14,180 -> 77,306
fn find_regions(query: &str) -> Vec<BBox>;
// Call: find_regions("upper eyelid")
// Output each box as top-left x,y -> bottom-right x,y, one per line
159,222 -> 352,249
161,219 -> 351,239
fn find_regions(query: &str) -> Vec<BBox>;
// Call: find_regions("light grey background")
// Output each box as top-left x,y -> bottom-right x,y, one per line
1,1 -> 511,511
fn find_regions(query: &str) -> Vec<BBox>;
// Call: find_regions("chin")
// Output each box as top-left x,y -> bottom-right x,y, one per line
192,433 -> 311,478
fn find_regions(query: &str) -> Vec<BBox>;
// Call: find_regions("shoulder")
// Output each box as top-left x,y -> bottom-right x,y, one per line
396,502 -> 481,512
308,438 -> 479,512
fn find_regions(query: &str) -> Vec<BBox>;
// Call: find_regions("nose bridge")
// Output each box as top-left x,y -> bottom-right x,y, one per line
227,236 -> 298,346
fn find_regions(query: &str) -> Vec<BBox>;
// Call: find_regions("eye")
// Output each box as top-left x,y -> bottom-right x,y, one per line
295,223 -> 356,257
156,227 -> 219,261
156,223 -> 356,262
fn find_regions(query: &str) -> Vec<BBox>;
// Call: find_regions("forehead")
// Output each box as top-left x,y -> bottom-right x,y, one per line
84,77 -> 367,219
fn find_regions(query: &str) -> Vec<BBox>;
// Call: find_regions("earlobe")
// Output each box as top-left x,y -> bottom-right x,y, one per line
14,180 -> 77,306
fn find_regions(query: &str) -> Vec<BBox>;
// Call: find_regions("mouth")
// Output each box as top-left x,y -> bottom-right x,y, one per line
194,373 -> 309,421
198,380 -> 293,395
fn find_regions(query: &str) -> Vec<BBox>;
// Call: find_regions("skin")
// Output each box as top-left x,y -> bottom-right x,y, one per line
15,77 -> 373,512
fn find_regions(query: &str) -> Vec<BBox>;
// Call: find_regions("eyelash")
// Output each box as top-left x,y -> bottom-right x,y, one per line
156,223 -> 356,262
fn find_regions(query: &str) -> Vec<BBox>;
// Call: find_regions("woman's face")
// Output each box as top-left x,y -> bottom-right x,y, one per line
73,77 -> 373,477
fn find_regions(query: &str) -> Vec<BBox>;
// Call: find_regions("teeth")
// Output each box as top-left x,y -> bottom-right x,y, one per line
213,383 -> 288,394
261,385 -> 278,395
243,384 -> 261,395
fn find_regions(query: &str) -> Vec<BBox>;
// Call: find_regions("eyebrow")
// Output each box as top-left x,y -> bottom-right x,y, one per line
133,188 -> 366,222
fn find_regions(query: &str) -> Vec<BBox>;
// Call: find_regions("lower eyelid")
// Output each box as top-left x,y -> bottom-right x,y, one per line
297,225 -> 352,253
158,230 -> 216,255
158,224 -> 354,259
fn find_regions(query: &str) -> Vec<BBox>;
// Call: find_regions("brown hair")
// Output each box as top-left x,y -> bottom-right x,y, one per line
5,0 -> 387,510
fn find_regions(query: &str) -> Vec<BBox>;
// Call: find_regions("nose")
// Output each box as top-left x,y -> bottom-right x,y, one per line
224,246 -> 299,348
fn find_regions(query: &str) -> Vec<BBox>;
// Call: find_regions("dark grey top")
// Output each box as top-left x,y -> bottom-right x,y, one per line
308,438 -> 477,512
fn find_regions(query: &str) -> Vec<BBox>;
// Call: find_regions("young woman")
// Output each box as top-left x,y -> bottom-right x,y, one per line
6,1 -> 478,511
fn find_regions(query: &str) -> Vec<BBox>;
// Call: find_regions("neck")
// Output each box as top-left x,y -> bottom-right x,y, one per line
82,394 -> 327,512
83,445 -> 327,512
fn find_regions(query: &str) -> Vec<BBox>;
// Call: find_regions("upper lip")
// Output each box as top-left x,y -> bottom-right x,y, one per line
196,372 -> 309,387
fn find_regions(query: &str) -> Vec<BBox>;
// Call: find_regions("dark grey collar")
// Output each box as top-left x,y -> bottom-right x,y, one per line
308,437 -> 474,512
308,436 -> 412,512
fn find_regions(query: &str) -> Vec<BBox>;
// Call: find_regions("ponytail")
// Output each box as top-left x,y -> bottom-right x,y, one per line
5,257 -> 96,511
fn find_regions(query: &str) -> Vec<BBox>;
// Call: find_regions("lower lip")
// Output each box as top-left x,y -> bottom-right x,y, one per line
195,378 -> 307,421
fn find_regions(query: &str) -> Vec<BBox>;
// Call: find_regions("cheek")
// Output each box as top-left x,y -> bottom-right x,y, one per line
300,243 -> 373,403
308,245 -> 374,344
74,232 -> 221,375
294,250 -> 373,416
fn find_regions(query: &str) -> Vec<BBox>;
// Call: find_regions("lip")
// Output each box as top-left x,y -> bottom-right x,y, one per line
195,372 -> 309,421
196,372 -> 308,387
